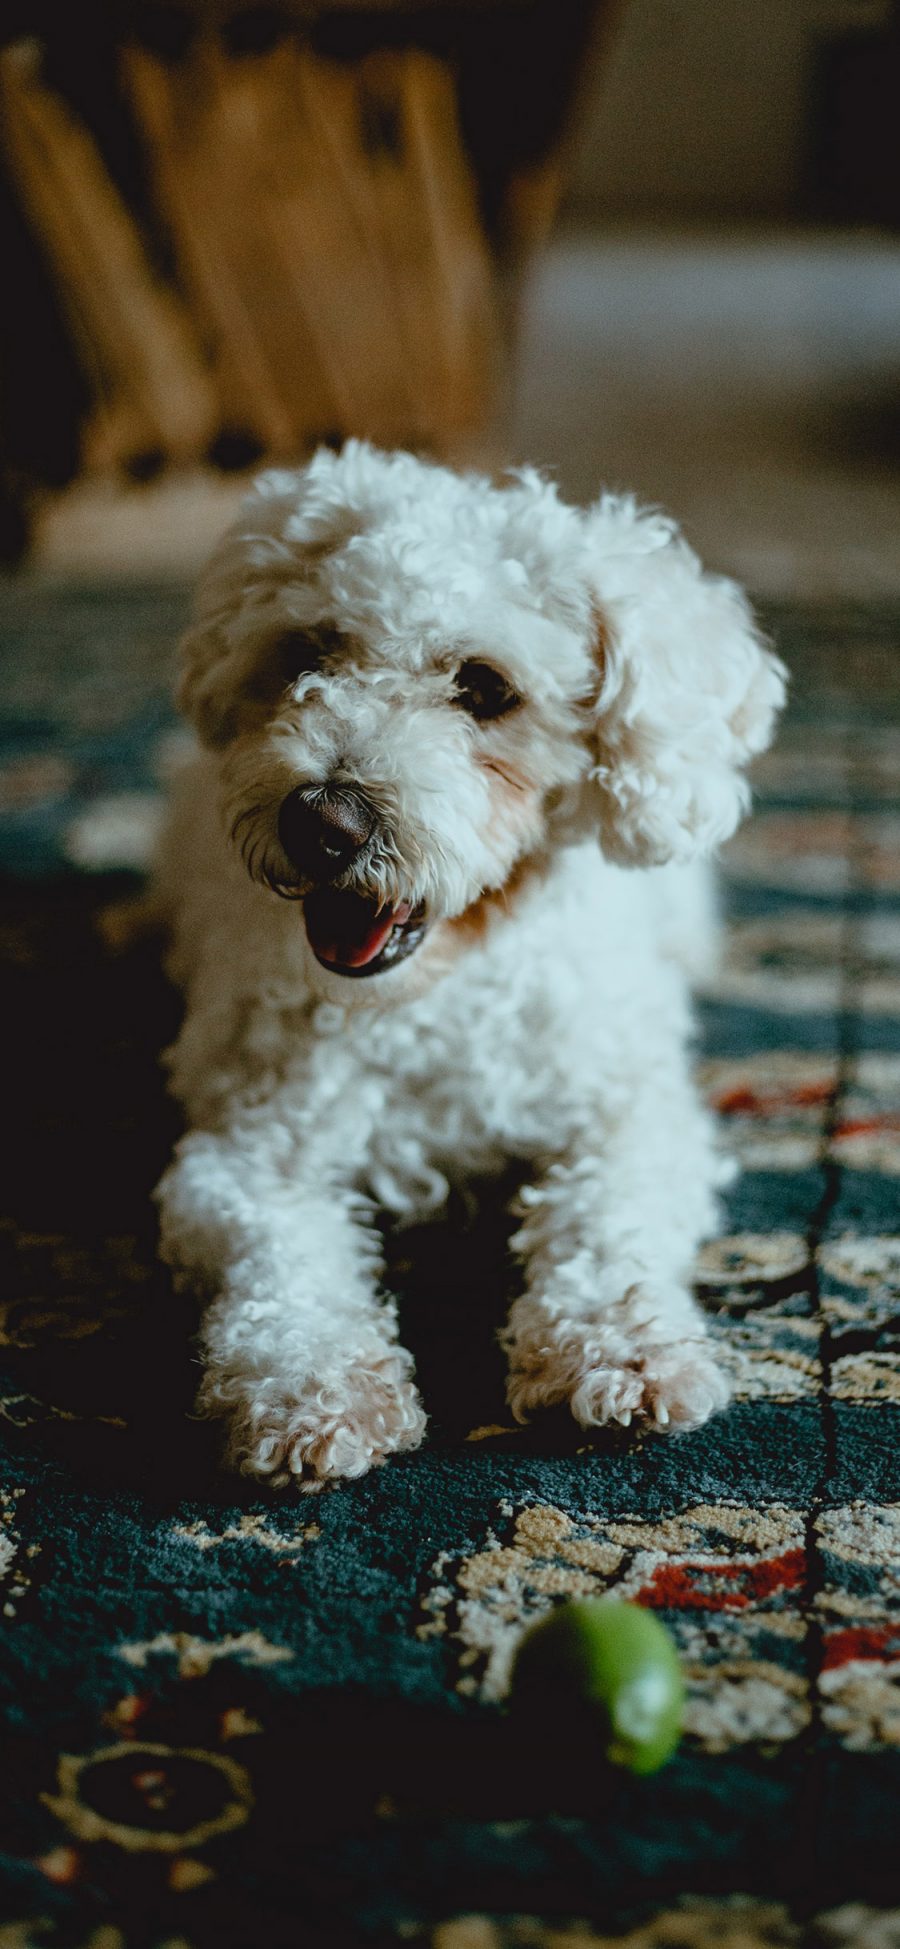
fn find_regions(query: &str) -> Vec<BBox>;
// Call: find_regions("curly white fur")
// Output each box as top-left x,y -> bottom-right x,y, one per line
152,443 -> 785,1488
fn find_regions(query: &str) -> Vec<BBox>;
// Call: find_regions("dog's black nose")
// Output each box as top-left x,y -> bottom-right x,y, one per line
277,784 -> 375,882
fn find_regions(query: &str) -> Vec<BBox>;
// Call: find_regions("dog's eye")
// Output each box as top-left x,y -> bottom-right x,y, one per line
273,629 -> 324,685
453,660 -> 521,722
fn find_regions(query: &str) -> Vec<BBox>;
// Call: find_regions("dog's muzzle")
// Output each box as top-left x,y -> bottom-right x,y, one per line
276,781 -> 427,977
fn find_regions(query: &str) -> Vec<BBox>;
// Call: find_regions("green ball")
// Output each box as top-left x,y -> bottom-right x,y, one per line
510,1598 -> 684,1776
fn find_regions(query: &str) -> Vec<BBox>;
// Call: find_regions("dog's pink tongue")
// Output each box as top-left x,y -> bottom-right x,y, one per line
304,888 -> 410,969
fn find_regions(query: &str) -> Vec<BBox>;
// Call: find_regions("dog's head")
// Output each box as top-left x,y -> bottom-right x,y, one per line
178,443 -> 785,999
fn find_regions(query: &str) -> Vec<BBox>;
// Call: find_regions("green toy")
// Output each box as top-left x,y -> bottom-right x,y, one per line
510,1597 -> 684,1775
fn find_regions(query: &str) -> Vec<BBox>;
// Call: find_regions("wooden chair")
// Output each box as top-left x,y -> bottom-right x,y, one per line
0,2 -> 612,549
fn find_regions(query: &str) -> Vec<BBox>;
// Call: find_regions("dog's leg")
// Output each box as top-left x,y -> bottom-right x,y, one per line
156,1125 -> 426,1487
502,1078 -> 730,1435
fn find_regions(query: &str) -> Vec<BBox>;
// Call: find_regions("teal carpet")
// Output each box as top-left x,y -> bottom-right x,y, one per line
0,586 -> 899,1946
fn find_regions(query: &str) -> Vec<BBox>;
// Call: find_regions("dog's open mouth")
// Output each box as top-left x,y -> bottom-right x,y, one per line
303,887 -> 427,977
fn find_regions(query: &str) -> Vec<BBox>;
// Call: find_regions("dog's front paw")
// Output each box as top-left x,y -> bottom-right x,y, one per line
199,1348 -> 427,1489
504,1291 -> 730,1436
569,1339 -> 729,1434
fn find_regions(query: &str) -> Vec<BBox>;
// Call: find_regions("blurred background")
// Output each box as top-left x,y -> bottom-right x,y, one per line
1,0 -> 899,598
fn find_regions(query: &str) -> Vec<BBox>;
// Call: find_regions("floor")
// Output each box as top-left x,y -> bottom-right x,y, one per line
33,224 -> 900,600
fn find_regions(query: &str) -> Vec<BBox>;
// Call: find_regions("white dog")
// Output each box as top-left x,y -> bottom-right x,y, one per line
152,442 -> 785,1489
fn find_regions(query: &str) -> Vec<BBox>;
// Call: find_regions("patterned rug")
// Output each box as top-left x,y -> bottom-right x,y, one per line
0,585 -> 899,1947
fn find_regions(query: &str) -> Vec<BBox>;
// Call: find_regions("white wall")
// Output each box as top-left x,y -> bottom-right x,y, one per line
567,0 -> 888,217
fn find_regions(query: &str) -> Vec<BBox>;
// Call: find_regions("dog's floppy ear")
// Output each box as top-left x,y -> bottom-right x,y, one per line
580,497 -> 786,866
